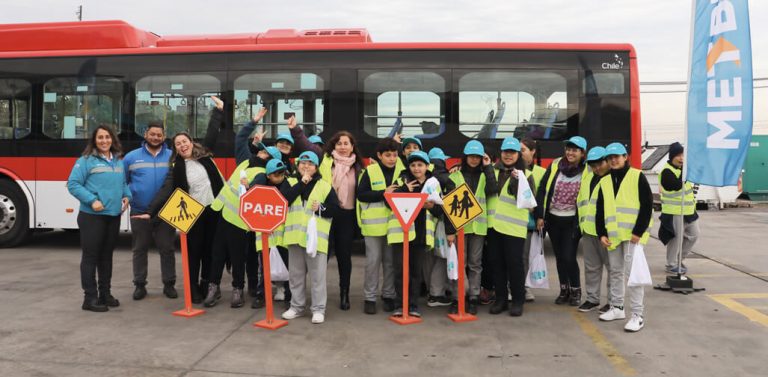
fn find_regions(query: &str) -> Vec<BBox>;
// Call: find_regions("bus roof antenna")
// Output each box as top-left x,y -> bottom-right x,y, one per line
76,5 -> 83,22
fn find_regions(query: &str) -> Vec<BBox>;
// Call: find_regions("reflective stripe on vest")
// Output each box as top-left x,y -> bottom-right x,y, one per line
356,162 -> 404,237
600,168 -> 653,250
492,170 -> 531,238
659,163 -> 696,215
282,179 -> 333,253
211,160 -> 265,231
449,170 -> 487,236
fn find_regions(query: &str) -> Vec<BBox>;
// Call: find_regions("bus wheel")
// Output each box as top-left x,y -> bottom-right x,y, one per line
0,180 -> 31,248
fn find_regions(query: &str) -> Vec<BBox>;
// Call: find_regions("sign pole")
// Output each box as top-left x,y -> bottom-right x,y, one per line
253,231 -> 288,330
172,233 -> 205,317
448,228 -> 476,322
390,227 -> 422,325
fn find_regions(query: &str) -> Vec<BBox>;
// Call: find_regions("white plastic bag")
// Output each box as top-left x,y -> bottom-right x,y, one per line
525,232 -> 549,289
446,242 -> 458,280
269,246 -> 289,282
421,176 -> 444,205
305,213 -> 318,258
434,220 -> 450,259
627,244 -> 653,287
516,170 -> 537,209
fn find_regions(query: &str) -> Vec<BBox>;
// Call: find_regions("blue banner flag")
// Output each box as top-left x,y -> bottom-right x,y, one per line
686,0 -> 753,186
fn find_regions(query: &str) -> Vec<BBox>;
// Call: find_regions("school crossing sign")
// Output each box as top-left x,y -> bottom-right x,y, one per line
442,183 -> 483,230
158,188 -> 205,234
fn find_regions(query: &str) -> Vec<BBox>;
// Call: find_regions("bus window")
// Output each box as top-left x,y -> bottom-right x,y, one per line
458,71 -> 568,140
0,79 -> 31,140
42,78 -> 123,139
584,72 -> 625,95
361,71 -> 447,139
135,75 -> 221,138
233,72 -> 326,138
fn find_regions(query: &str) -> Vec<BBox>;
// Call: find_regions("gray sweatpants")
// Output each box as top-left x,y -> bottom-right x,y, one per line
363,236 -> 396,302
131,217 -> 176,286
581,234 -> 611,304
452,234 -> 484,299
423,249 -> 448,297
607,241 -> 644,316
288,245 -> 327,314
666,216 -> 700,268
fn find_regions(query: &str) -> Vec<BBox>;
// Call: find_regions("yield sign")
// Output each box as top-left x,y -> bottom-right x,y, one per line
384,192 -> 428,228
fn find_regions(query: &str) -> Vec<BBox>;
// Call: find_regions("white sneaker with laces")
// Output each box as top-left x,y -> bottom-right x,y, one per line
311,312 -> 325,324
525,289 -> 535,302
624,314 -> 644,332
281,307 -> 303,320
599,306 -> 626,321
274,286 -> 285,301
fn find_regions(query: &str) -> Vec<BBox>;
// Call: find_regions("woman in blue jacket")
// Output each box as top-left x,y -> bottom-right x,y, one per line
67,125 -> 132,312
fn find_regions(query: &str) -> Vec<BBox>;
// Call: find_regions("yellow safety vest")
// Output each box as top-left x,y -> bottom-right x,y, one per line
356,161 -> 404,237
577,168 -> 600,236
283,179 -> 333,253
542,158 -> 589,215
255,177 -> 297,250
660,163 -> 696,215
386,177 -> 437,248
449,170 -> 487,236
492,169 -> 532,238
318,154 -> 333,184
531,164 -> 546,193
600,168 -> 653,251
211,160 -> 265,231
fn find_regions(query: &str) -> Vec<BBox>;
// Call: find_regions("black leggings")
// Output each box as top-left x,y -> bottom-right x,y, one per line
545,214 -> 581,288
184,206 -> 218,289
392,242 -> 426,308
329,208 -> 356,290
488,229 -> 526,303
77,212 -> 121,299
209,219 -> 249,289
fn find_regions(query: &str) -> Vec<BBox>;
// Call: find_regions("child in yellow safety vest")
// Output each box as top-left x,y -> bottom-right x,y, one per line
281,151 -> 339,324
388,151 -> 454,318
595,143 -> 653,333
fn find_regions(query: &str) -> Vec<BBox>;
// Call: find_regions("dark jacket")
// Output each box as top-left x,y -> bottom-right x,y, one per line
251,173 -> 302,205
457,160 -> 498,198
493,161 -> 535,198
392,170 -> 456,244
595,164 -> 653,240
431,159 -> 455,195
357,160 -> 398,203
297,173 -> 339,219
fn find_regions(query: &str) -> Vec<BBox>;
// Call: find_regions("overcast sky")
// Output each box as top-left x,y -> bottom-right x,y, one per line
2,0 -> 766,144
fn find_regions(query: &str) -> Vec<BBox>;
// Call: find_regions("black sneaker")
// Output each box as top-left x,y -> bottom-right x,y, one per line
382,297 -> 395,313
578,301 -> 600,312
569,287 -> 582,307
203,283 -> 221,308
192,289 -> 203,304
467,298 -> 479,315
163,283 -> 178,299
509,301 -> 524,317
393,307 -> 403,317
409,305 -> 422,318
364,300 -> 376,315
133,285 -> 147,301
427,295 -> 452,307
554,285 -> 570,305
251,296 -> 265,309
448,300 -> 458,314
82,297 -> 108,312
231,288 -> 244,308
598,304 -> 611,314
98,294 -> 120,307
489,300 -> 508,315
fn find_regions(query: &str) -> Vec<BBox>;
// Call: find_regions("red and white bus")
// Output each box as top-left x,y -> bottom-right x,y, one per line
0,20 -> 641,247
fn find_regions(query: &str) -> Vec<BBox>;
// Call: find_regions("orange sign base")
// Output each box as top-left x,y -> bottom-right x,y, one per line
173,307 -> 205,318
447,313 -> 477,322
173,233 -> 205,318
254,318 -> 289,330
389,315 -> 423,325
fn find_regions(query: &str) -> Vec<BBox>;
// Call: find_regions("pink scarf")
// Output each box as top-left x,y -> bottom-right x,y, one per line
331,150 -> 357,209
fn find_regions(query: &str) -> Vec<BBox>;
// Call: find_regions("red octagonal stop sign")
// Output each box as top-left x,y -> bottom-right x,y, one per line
239,185 -> 289,233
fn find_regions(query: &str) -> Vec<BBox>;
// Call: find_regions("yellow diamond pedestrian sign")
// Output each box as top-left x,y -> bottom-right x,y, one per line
158,188 -> 205,234
442,183 -> 483,230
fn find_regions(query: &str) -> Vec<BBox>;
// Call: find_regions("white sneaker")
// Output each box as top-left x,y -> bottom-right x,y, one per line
281,307 -> 303,320
311,312 -> 325,324
599,306 -> 626,321
274,286 -> 285,301
525,289 -> 535,302
624,314 -> 644,332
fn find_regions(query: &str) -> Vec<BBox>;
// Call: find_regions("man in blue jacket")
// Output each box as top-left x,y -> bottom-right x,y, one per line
124,122 -> 177,300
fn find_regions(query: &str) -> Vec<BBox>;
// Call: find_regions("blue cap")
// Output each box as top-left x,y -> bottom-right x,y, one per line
586,146 -> 607,162
308,135 -> 324,145
264,146 -> 282,161
265,159 -> 287,175
402,137 -> 422,150
463,140 -> 485,156
276,133 -> 294,145
407,150 -> 430,165
297,151 -> 319,166
428,147 -> 449,161
605,142 -> 628,156
500,137 -> 521,152
565,136 -> 587,150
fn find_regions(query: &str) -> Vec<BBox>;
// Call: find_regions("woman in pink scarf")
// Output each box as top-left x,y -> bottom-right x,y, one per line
289,119 -> 363,311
